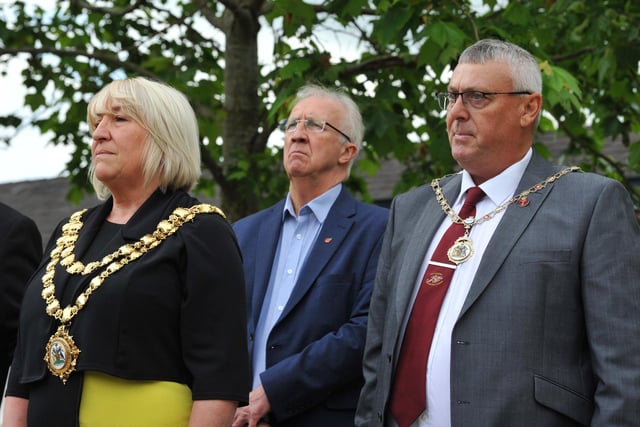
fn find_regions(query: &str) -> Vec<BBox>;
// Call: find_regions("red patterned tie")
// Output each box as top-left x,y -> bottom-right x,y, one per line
389,187 -> 485,427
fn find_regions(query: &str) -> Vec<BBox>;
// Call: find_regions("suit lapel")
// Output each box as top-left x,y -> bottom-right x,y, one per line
278,188 -> 355,321
458,153 -> 563,317
249,202 -> 284,329
394,176 -> 462,326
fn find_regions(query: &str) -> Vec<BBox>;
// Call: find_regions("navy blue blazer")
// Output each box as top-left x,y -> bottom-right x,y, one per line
233,186 -> 388,426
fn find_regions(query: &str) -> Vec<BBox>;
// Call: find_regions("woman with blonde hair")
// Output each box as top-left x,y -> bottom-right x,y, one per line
4,77 -> 250,426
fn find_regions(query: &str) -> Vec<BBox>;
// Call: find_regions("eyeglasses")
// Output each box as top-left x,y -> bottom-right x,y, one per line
279,118 -> 352,142
435,90 -> 532,110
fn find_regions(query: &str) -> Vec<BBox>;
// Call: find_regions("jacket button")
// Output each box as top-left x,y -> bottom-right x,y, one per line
249,333 -> 254,341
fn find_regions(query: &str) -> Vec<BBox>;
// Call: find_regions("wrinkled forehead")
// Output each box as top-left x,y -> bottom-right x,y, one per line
289,95 -> 345,121
449,61 -> 514,91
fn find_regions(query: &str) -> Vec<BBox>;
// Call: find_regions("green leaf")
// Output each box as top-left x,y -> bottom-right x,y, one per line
373,4 -> 413,46
502,2 -> 531,26
278,57 -> 312,80
543,63 -> 582,111
425,21 -> 466,49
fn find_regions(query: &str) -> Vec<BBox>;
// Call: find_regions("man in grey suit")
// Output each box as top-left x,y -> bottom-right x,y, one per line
356,39 -> 640,427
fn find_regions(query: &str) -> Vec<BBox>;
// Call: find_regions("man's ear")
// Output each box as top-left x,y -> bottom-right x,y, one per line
338,143 -> 358,165
521,93 -> 543,127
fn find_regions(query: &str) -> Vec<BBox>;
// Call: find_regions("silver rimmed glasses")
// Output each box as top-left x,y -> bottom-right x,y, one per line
279,118 -> 352,142
435,90 -> 532,110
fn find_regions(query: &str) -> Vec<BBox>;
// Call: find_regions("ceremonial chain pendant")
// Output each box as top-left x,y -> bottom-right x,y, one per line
44,324 -> 81,384
447,219 -> 475,264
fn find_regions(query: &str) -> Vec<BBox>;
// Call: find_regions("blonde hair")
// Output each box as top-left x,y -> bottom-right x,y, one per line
87,77 -> 201,199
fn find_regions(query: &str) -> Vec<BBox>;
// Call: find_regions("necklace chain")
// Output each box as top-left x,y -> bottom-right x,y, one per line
42,204 -> 225,324
431,166 -> 580,228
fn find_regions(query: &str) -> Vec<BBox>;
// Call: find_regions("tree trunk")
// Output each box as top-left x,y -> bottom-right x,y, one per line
220,1 -> 262,221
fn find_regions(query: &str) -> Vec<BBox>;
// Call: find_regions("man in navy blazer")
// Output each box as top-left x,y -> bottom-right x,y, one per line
232,84 -> 388,427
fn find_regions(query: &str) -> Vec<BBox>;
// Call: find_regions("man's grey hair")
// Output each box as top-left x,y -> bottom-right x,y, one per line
294,84 -> 364,151
459,39 -> 542,94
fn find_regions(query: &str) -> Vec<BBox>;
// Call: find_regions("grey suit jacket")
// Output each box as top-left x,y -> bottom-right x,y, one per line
356,152 -> 640,426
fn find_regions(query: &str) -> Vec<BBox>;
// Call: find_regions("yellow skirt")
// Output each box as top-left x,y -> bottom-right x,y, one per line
79,371 -> 192,427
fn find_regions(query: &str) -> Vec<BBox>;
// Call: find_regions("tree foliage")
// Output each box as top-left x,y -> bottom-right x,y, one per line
1,0 -> 638,220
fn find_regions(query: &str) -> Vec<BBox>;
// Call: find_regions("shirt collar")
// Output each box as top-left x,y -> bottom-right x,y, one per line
459,147 -> 532,207
282,183 -> 342,223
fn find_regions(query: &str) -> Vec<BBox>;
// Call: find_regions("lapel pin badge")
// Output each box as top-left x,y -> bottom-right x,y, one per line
324,237 -> 333,243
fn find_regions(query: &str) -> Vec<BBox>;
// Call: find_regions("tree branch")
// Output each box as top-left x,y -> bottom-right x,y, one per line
217,0 -> 242,16
458,0 -> 480,41
311,4 -> 378,15
192,0 -> 226,31
200,144 -> 228,190
340,54 -> 417,77
69,0 -> 147,16
0,46 -> 158,79
559,122 -> 639,201
552,48 -> 597,63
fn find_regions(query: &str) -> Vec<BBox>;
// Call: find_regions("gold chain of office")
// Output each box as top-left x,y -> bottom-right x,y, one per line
432,166 -> 581,229
41,203 -> 224,383
431,166 -> 580,265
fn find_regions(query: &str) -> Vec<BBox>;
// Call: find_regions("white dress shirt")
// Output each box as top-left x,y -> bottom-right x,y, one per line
396,149 -> 532,427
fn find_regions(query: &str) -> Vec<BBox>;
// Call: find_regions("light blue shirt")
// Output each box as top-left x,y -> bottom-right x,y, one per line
252,184 -> 342,388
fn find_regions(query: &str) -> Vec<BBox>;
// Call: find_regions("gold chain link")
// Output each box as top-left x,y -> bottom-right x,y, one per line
431,166 -> 580,227
42,204 -> 225,324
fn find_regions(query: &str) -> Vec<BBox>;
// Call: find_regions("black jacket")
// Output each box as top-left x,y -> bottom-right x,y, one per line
0,202 -> 42,395
7,189 -> 250,404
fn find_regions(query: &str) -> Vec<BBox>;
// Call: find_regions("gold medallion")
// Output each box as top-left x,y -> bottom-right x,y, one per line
44,325 -> 80,384
432,166 -> 580,264
447,236 -> 474,264
40,204 -> 225,383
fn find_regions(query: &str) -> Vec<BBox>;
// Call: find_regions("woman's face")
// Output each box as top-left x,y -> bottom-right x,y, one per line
91,101 -> 149,190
